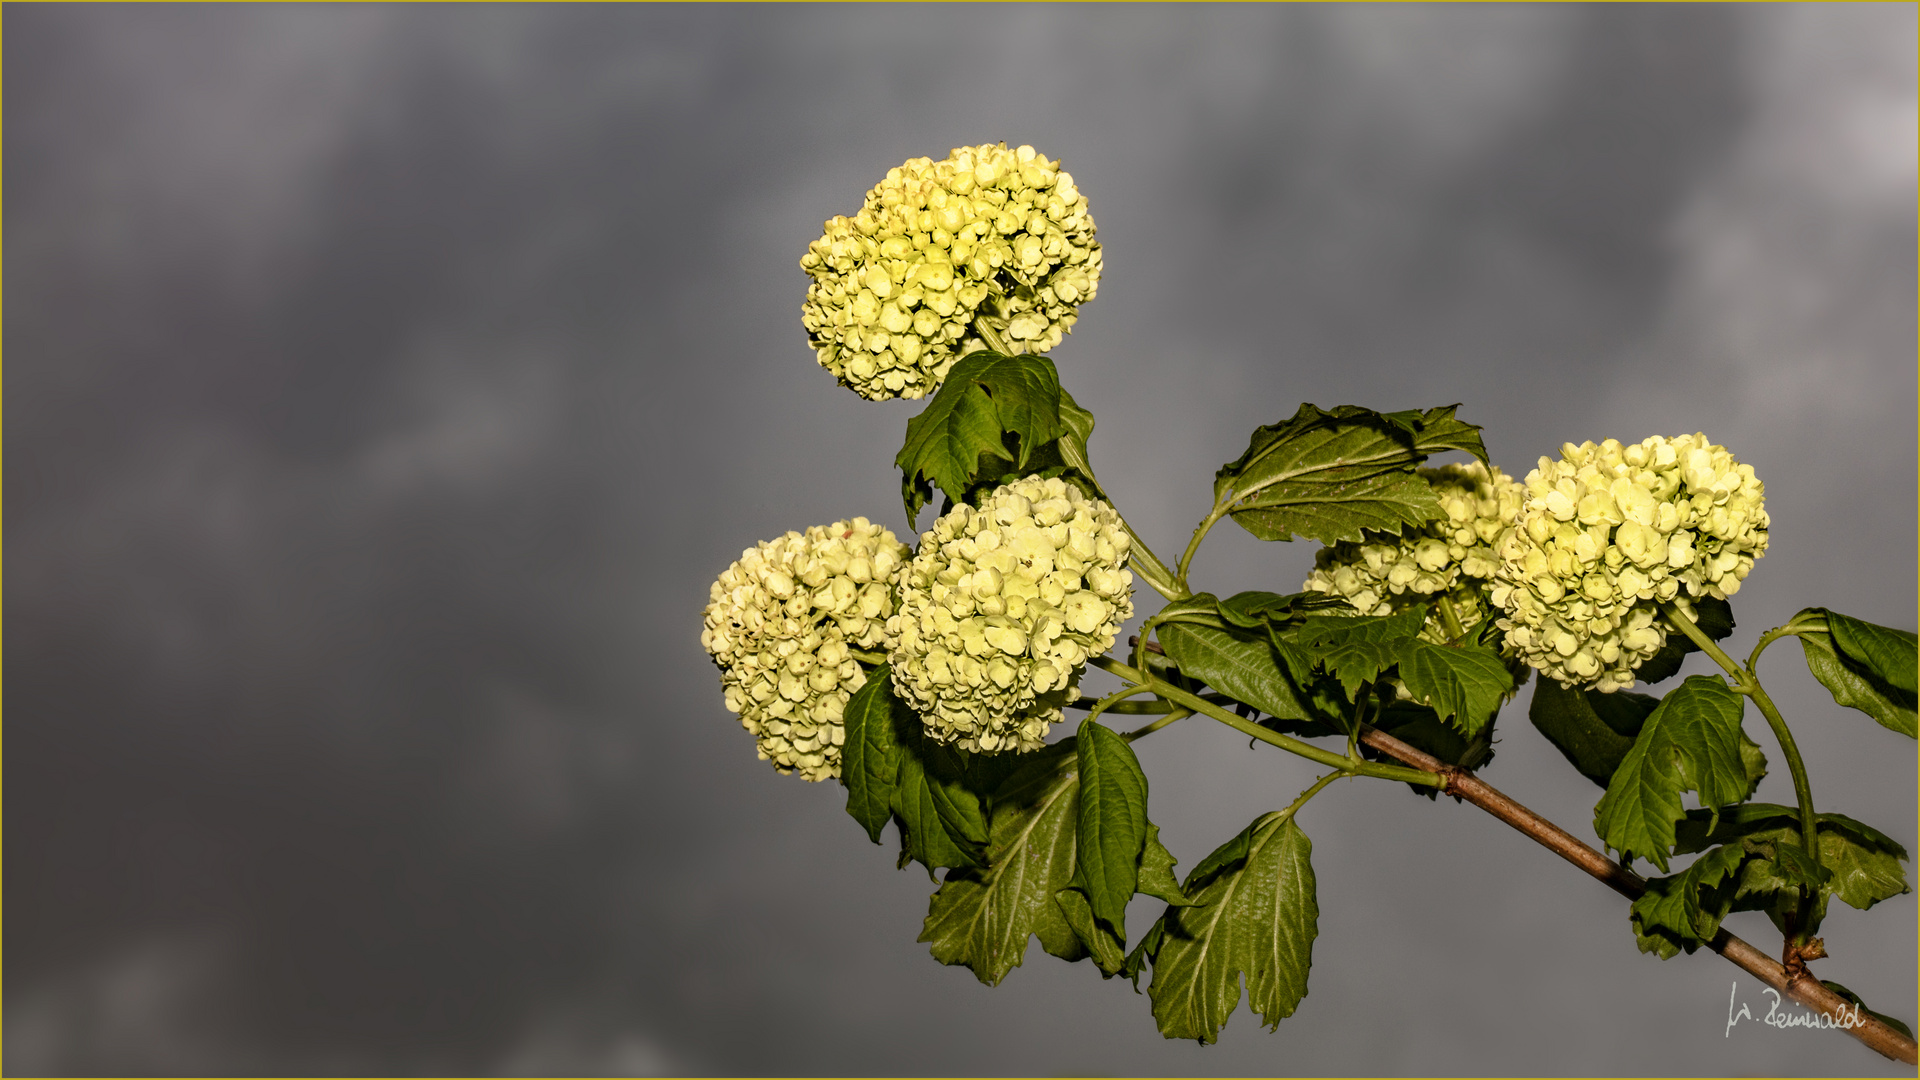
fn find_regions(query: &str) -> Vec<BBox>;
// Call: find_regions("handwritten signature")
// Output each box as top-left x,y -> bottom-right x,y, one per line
1727,983 -> 1867,1035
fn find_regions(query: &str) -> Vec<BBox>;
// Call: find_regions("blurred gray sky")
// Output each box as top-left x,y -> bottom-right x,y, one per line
7,5 -> 1915,1076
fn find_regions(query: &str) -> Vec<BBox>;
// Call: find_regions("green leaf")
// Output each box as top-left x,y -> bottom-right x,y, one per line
1149,814 -> 1318,1043
893,746 -> 986,875
1288,608 -> 1427,700
920,746 -> 1086,984
1158,622 -> 1315,721
1821,981 -> 1917,1041
1630,841 -> 1750,958
1152,592 -> 1227,628
1211,404 -> 1488,546
1828,610 -> 1919,696
1055,387 -> 1099,489
1071,719 -> 1151,937
896,351 -> 1066,524
1633,596 -> 1736,686
1798,609 -> 1918,738
1593,675 -> 1750,872
1122,915 -> 1167,990
1216,589 -> 1347,628
1529,680 -> 1658,788
1396,639 -> 1515,736
1055,885 -> 1128,976
1740,836 -> 1832,892
1671,803 -> 1911,913
841,666 -> 906,844
1137,822 -> 1196,907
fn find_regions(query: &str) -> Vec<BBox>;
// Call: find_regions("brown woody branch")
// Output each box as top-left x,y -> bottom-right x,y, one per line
1358,723 -> 1917,1066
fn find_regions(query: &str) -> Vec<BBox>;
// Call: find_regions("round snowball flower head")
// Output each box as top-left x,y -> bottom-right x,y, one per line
886,475 -> 1133,753
702,518 -> 910,781
1490,435 -> 1769,693
1303,463 -> 1525,644
800,142 -> 1102,401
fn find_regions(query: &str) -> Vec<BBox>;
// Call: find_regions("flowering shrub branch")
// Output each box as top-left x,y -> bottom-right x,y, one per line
700,142 -> 1918,1064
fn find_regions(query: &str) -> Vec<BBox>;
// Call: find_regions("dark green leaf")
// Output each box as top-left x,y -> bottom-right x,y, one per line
1396,639 -> 1514,736
1123,915 -> 1167,990
1071,719 -> 1151,936
1740,836 -> 1832,891
1152,592 -> 1227,628
1055,387 -> 1099,488
1181,817 -> 1258,894
1593,675 -> 1750,872
1055,885 -> 1128,976
920,746 -> 1085,984
1149,814 -> 1318,1043
1828,610 -> 1919,696
896,352 -> 1066,524
841,667 -> 906,844
1736,733 -> 1768,802
1210,404 -> 1488,546
1287,608 -> 1427,700
1633,596 -> 1736,685
1821,981 -> 1916,1041
1159,622 -> 1315,721
1798,610 -> 1918,738
893,747 -> 985,875
1671,803 -> 1911,913
1216,590 -> 1347,628
1137,822 -> 1196,907
1529,680 -> 1658,788
926,744 -> 988,848
1287,607 -> 1429,649
1630,842 -> 1750,958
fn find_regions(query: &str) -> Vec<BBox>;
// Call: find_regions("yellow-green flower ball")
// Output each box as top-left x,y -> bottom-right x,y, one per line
886,476 -> 1133,753
800,143 -> 1101,400
1303,463 -> 1525,644
1491,435 -> 1769,692
702,518 -> 909,780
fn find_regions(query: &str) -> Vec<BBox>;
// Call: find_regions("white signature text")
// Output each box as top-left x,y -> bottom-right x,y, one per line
1727,983 -> 1868,1036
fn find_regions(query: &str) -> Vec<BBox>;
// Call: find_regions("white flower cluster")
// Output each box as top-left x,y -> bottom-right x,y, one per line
1302,463 -> 1524,643
701,518 -> 909,781
1491,435 -> 1769,692
799,143 -> 1102,401
887,476 -> 1133,753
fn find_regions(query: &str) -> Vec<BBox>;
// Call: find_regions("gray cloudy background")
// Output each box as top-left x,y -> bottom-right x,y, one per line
8,4 -> 1917,1076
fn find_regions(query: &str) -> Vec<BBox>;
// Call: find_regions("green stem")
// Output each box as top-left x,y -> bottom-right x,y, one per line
1089,656 -> 1444,789
1175,501 -> 1231,593
1066,690 -> 1237,713
1745,610 -> 1827,674
1435,595 -> 1467,642
972,317 -> 1011,355
1083,683 -> 1156,726
851,647 -> 888,666
1127,534 -> 1186,601
1346,684 -> 1376,764
1123,706 -> 1192,742
1276,769 -> 1347,825
1663,602 -> 1822,876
